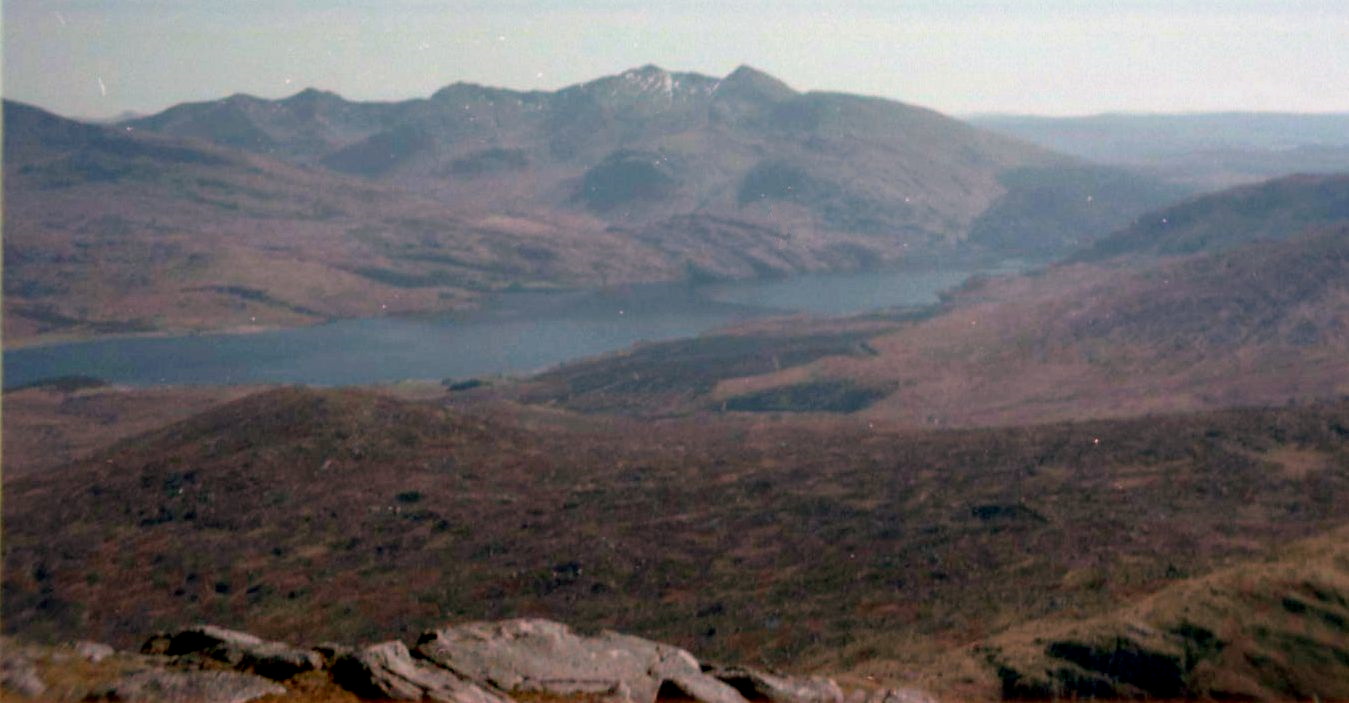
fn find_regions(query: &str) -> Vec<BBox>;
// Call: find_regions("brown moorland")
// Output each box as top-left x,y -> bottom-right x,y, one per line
3,386 -> 1348,700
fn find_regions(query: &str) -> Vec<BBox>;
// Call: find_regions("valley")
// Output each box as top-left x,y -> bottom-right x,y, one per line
4,59 -> 1349,703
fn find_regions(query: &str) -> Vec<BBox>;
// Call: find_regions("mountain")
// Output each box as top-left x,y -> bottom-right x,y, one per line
4,385 -> 1347,699
969,112 -> 1349,190
5,68 -> 1188,345
1072,172 -> 1349,261
124,65 -> 1179,260
5,99 -> 898,346
3,100 -> 668,345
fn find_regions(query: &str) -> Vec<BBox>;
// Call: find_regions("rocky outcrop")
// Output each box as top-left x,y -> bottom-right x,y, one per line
330,640 -> 510,703
0,647 -> 47,698
845,688 -> 938,703
704,665 -> 845,703
142,625 -> 323,680
74,640 -> 116,663
87,670 -> 285,703
415,619 -> 748,703
3,619 -> 899,703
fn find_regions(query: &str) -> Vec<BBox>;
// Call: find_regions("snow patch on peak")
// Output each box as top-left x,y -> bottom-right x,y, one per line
622,65 -> 674,96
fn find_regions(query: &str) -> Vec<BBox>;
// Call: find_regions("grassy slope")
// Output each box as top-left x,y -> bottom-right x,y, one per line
4,387 -> 1347,691
0,384 -> 258,478
1073,172 -> 1349,262
969,524 -> 1349,700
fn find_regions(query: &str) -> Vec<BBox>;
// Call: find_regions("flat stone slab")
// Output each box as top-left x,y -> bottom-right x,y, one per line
415,618 -> 748,703
0,648 -> 47,698
89,669 -> 285,703
331,640 -> 513,703
142,624 -> 322,680
704,665 -> 844,703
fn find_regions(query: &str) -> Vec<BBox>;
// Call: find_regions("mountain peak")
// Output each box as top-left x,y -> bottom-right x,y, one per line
283,87 -> 342,103
624,64 -> 668,76
716,65 -> 796,102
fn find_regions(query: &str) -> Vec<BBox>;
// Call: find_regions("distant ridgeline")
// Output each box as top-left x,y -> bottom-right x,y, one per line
3,65 -> 1202,343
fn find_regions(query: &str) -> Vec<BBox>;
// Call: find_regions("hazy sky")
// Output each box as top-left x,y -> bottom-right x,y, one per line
5,1 -> 1348,120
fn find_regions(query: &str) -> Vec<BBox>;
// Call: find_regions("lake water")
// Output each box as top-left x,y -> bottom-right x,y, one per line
3,264 -> 1018,388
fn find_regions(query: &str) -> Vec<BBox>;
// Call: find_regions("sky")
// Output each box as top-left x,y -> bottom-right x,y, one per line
4,1 -> 1348,120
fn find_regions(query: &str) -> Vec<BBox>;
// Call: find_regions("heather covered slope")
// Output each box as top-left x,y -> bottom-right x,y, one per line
4,387 -> 1348,697
977,525 -> 1349,700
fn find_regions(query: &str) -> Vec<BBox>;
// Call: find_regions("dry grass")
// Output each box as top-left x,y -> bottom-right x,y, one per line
4,387 -> 1348,698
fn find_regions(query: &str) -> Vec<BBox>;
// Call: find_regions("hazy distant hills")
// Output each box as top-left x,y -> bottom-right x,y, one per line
970,112 -> 1349,190
123,65 -> 1179,260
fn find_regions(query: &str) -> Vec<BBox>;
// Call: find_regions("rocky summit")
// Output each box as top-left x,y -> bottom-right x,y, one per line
0,618 -> 924,703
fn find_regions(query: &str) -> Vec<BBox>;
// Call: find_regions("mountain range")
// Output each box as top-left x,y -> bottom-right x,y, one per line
4,65 -> 1183,346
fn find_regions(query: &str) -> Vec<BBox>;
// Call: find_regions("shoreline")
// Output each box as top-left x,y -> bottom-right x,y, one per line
2,256 -> 1032,352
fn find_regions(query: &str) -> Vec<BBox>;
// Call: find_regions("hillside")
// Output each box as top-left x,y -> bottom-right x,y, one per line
125,65 -> 1178,260
719,224 -> 1349,426
1,100 -> 669,345
1072,172 -> 1349,261
976,525 -> 1349,700
3,386 -> 1347,699
517,216 -> 1349,426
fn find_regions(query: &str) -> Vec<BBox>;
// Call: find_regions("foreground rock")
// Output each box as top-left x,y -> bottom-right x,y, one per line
845,688 -> 937,703
88,670 -> 285,703
3,619 -> 896,703
331,640 -> 510,703
705,665 -> 844,703
74,640 -> 117,663
416,619 -> 749,703
142,625 -> 323,680
0,647 -> 47,698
